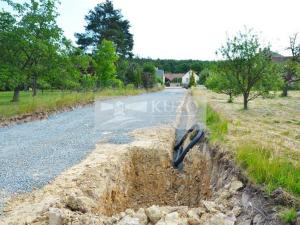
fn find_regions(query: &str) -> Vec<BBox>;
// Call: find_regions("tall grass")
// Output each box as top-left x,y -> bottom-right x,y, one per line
0,87 -> 162,119
205,105 -> 228,142
236,144 -> 300,196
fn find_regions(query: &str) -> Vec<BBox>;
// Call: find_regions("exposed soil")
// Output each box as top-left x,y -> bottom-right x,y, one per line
0,125 -> 286,225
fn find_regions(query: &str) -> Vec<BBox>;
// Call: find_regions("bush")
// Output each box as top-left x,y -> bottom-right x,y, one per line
126,84 -> 135,89
111,79 -> 124,89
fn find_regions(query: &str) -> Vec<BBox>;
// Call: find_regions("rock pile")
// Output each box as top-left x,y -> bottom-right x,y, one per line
48,180 -> 244,225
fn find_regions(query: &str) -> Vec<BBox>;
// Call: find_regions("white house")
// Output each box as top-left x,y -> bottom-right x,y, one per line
182,70 -> 199,87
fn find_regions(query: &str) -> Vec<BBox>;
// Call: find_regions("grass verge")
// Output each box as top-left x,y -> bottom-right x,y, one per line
236,144 -> 300,196
0,87 -> 162,119
206,105 -> 228,142
192,88 -> 300,199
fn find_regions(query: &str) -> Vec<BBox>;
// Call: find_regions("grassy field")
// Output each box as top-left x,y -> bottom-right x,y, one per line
192,88 -> 300,198
0,88 -> 160,119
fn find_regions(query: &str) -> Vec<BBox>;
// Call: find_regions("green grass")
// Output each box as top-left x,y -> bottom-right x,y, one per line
0,88 -> 160,119
206,105 -> 228,142
236,144 -> 300,196
280,208 -> 297,224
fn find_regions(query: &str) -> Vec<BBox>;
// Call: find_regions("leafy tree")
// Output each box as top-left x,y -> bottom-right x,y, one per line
189,72 -> 196,87
94,39 -> 119,88
75,0 -> 133,58
0,11 -> 25,101
122,61 -> 142,87
142,63 -> 156,88
205,69 -> 239,103
219,29 -> 281,109
1,0 -> 63,101
281,34 -> 300,97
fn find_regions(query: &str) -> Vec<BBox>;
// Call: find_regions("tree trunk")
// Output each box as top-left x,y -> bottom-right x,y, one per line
12,87 -> 20,102
243,93 -> 248,110
32,74 -> 37,97
281,83 -> 288,97
228,92 -> 233,103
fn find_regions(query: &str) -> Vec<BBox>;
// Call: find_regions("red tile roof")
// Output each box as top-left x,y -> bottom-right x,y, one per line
165,73 -> 184,81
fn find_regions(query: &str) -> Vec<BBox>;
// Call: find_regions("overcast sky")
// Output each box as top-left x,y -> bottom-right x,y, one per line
3,0 -> 300,60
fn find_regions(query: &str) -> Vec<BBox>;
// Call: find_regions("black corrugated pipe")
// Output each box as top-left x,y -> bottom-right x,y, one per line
173,123 -> 205,169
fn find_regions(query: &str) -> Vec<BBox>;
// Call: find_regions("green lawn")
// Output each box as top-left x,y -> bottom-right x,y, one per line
0,88 -> 157,119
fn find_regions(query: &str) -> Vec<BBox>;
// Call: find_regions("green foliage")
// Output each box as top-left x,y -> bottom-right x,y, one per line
189,72 -> 196,87
205,66 -> 240,103
142,63 -> 156,88
134,58 -> 216,74
219,28 -> 282,109
126,84 -> 134,89
280,208 -> 297,223
281,34 -> 300,96
94,39 -> 119,88
206,105 -> 228,142
236,144 -> 300,196
75,0 -> 133,58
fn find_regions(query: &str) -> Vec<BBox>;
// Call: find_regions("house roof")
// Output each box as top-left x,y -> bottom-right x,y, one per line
165,73 -> 184,81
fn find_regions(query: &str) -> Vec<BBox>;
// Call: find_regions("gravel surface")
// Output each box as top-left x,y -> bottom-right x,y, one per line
0,88 -> 186,213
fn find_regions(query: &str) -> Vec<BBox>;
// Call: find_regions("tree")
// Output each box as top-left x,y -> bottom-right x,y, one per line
219,29 -> 281,109
75,0 -> 133,58
205,70 -> 239,103
142,63 -> 156,88
1,0 -> 64,101
94,39 -> 119,88
189,72 -> 196,87
0,11 -> 25,101
281,34 -> 300,97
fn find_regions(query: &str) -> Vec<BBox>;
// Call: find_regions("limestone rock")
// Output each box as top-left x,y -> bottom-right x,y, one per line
205,213 -> 235,225
187,209 -> 201,225
252,214 -> 264,225
66,194 -> 96,213
202,201 -> 218,213
146,205 -> 163,223
117,215 -> 139,225
229,180 -> 244,193
135,208 -> 148,225
165,212 -> 179,225
49,208 -> 63,225
125,209 -> 135,217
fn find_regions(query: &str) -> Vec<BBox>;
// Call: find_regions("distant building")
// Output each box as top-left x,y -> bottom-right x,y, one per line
164,73 -> 184,86
155,68 -> 165,84
182,70 -> 199,87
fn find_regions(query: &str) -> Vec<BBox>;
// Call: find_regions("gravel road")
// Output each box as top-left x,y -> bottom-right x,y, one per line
0,88 -> 186,213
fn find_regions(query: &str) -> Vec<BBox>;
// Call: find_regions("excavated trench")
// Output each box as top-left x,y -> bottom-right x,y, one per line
100,144 -> 212,216
0,126 -> 285,225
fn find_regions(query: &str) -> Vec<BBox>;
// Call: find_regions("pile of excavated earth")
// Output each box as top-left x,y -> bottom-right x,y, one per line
0,125 -> 289,225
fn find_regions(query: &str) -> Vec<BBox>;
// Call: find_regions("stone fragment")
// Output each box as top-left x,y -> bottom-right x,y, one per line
117,215 -> 139,225
229,180 -> 244,193
146,205 -> 163,223
205,213 -> 235,225
66,194 -> 96,213
49,208 -> 63,225
202,201 -> 218,213
135,208 -> 148,225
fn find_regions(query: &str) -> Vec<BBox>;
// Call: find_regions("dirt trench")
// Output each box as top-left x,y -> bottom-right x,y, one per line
100,144 -> 212,216
0,126 -> 285,225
